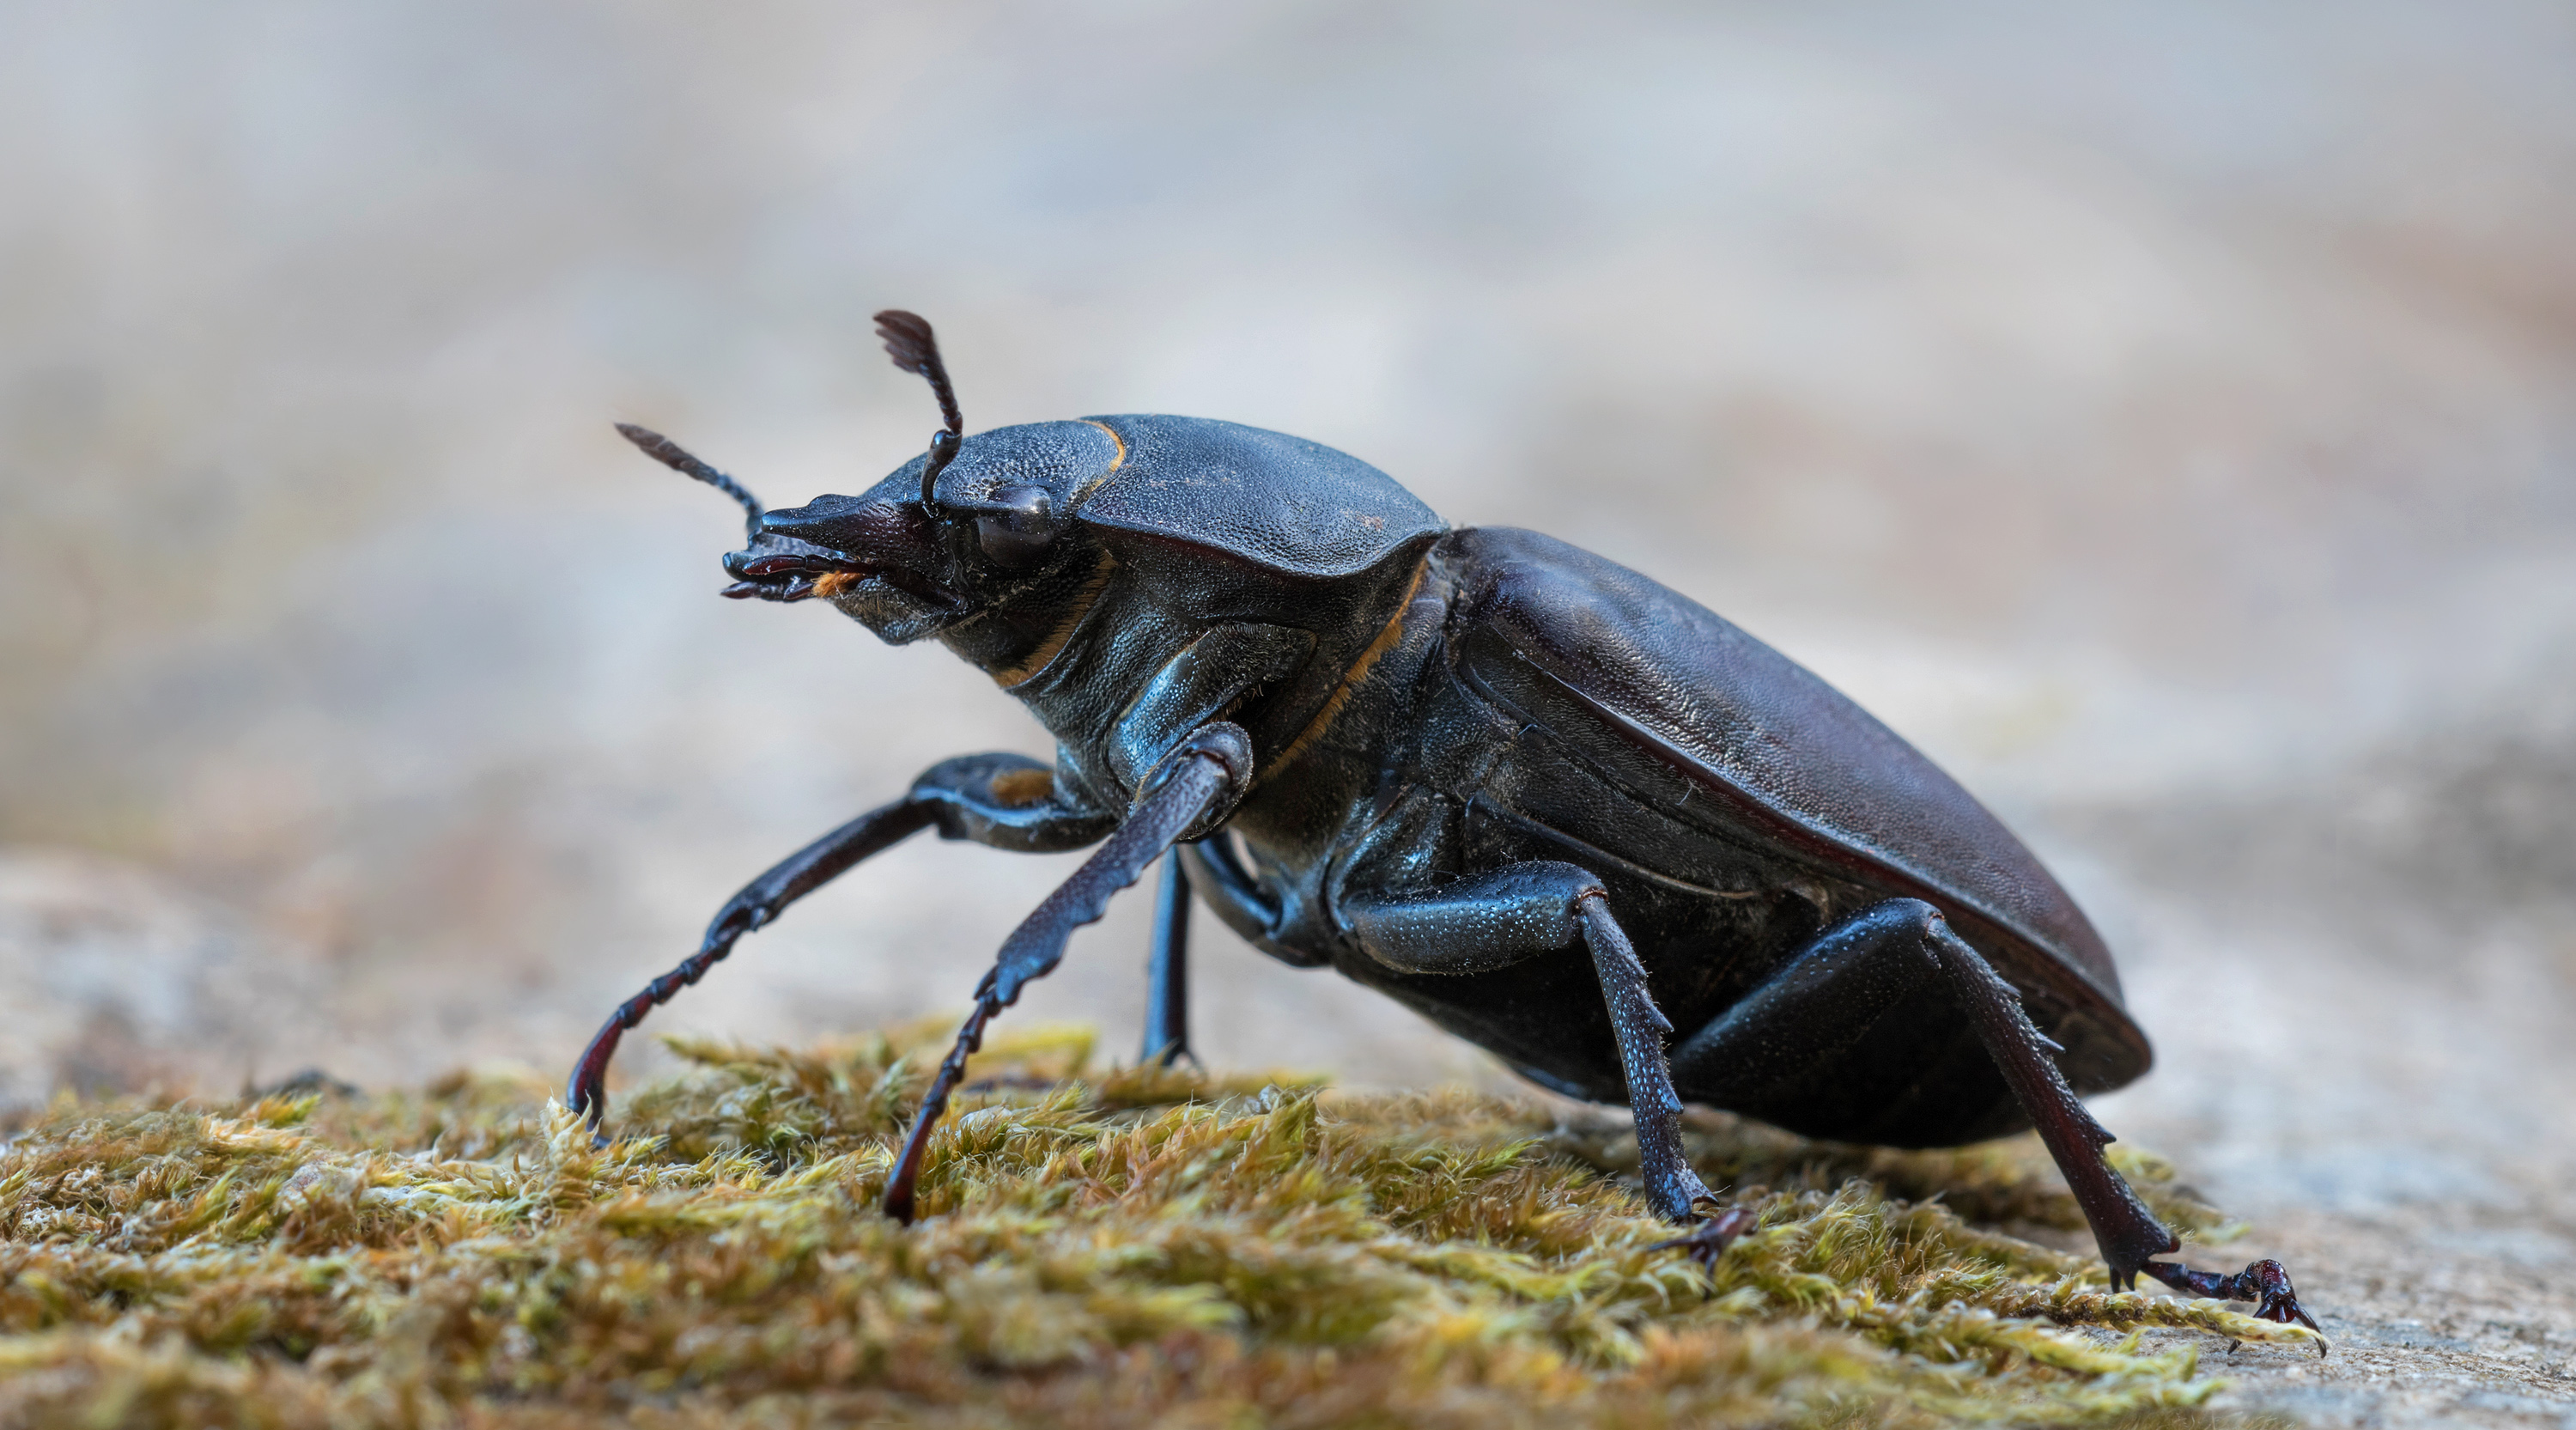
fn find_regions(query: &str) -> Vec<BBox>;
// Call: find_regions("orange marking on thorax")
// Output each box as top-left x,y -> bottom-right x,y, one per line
1080,419 -> 1127,471
1264,551 -> 1433,781
992,554 -> 1120,689
1073,421 -> 1127,502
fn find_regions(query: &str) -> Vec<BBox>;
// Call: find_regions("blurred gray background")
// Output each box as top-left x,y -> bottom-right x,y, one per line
2,2 -> 2572,1416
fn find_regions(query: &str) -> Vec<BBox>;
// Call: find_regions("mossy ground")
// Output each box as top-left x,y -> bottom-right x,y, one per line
0,1020 -> 2318,1427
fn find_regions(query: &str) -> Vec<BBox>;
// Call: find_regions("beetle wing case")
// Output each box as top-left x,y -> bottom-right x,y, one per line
1445,527 -> 2152,1095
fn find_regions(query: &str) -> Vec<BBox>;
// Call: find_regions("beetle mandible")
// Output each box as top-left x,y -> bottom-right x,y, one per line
572,310 -> 2321,1345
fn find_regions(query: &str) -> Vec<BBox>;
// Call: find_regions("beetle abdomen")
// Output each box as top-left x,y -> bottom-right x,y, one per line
1439,526 -> 2150,1094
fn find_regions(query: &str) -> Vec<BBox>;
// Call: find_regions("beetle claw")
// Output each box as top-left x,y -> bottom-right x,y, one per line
2245,1260 -> 2328,1356
2139,1256 -> 2328,1357
1649,1204 -> 1757,1270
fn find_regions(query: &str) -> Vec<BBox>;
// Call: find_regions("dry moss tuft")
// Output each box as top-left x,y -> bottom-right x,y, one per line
0,1021 -> 2317,1427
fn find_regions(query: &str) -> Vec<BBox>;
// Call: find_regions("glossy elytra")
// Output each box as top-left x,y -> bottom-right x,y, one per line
573,310 -> 2324,1351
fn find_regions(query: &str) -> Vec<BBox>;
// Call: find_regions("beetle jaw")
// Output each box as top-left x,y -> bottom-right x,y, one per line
720,502 -> 979,644
723,554 -> 975,646
719,475 -> 1112,650
842,574 -> 987,643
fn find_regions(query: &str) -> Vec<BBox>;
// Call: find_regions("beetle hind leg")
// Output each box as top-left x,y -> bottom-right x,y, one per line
2137,1258 -> 2326,1355
1668,898 -> 2326,1351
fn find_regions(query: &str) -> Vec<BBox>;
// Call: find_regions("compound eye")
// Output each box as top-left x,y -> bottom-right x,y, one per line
975,484 -> 1057,569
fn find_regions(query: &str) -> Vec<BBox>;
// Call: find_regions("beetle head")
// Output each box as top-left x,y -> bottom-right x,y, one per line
632,310 -> 1445,658
633,312 -> 1108,648
721,418 -> 1121,645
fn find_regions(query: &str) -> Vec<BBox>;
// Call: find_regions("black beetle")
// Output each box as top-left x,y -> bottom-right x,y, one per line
573,310 -> 2321,1347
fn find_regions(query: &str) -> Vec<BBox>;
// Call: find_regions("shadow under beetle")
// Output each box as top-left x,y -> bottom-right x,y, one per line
572,310 -> 2323,1348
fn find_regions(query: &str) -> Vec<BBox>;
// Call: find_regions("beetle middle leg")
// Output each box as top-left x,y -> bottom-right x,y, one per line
1139,849 -> 1194,1068
1668,898 -> 2324,1351
1342,861 -> 1722,1227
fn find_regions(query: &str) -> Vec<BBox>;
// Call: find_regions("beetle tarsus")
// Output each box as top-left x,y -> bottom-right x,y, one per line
566,936 -> 741,1141
2138,1257 -> 2327,1356
1649,1205 -> 1758,1270
884,989 -> 1000,1225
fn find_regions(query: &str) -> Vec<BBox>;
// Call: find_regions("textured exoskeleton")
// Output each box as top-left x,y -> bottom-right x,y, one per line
572,313 -> 2323,1348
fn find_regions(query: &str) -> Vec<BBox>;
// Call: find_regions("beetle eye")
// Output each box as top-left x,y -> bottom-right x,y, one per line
975,484 -> 1057,569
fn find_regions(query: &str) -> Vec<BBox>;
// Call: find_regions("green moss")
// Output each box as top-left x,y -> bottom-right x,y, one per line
0,1021 -> 2317,1427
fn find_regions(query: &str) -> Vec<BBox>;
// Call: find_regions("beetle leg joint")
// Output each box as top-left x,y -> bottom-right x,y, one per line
988,768 -> 1055,807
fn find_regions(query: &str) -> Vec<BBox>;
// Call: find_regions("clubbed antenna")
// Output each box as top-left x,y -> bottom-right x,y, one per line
873,308 -> 963,507
617,423 -> 763,540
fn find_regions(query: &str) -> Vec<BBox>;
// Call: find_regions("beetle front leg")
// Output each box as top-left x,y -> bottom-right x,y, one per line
884,722 -> 1255,1223
566,751 -> 1114,1135
1343,864 -> 1722,1229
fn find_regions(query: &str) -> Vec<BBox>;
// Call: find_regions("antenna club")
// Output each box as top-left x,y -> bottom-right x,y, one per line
874,309 -> 966,511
